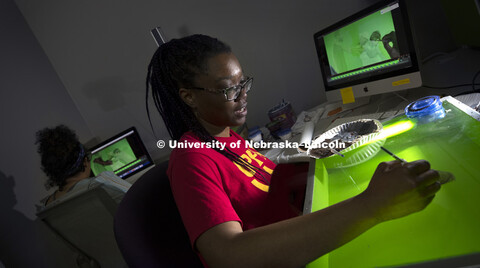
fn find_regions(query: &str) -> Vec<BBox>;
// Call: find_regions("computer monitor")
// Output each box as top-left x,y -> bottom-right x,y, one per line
314,0 -> 421,103
88,127 -> 154,180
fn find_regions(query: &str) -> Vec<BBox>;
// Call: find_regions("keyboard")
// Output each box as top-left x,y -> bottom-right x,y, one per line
326,109 -> 404,130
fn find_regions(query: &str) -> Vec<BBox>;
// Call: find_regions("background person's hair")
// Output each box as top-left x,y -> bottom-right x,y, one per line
146,34 -> 269,183
35,125 -> 86,190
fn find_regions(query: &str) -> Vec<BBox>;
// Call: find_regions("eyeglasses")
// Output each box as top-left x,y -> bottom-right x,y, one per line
190,77 -> 253,101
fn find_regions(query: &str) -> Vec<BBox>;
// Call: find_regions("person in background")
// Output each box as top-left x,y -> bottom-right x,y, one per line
370,30 -> 400,59
146,34 -> 441,267
35,125 -> 131,209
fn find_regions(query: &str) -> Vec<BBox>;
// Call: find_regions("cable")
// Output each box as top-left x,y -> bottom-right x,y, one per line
374,93 -> 408,113
423,83 -> 480,90
473,70 -> 480,92
421,52 -> 449,64
453,91 -> 480,97
392,91 -> 409,102
422,68 -> 480,92
454,70 -> 480,97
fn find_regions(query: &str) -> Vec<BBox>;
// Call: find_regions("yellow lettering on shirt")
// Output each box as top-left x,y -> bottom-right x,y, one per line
263,166 -> 273,175
234,161 -> 255,177
233,148 -> 274,191
246,150 -> 263,166
251,179 -> 269,192
233,153 -> 255,177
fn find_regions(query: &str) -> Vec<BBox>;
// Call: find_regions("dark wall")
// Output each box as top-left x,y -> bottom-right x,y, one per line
0,0 -> 92,265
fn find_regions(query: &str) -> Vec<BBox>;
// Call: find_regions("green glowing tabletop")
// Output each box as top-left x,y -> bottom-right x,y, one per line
306,97 -> 480,267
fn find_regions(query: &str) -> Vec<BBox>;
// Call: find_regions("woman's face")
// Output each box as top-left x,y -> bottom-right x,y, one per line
187,53 -> 249,134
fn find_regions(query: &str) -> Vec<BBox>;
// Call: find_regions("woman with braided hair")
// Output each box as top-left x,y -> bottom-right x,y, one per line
36,125 -> 131,208
146,34 -> 441,267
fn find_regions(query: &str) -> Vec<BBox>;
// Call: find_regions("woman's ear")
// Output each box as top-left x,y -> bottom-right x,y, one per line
179,88 -> 197,108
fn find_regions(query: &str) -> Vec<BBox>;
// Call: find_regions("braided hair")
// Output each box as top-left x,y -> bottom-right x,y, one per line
35,125 -> 87,190
146,34 -> 268,182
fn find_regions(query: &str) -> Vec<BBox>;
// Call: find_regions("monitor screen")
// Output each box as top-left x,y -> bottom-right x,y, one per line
88,127 -> 154,180
314,0 -> 421,102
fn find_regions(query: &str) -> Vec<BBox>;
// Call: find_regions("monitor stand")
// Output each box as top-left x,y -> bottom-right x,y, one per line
342,96 -> 372,110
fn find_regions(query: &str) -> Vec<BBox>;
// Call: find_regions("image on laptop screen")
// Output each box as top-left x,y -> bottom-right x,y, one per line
88,127 -> 154,179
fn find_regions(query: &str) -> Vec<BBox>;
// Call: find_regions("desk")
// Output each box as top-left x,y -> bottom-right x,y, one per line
304,97 -> 480,267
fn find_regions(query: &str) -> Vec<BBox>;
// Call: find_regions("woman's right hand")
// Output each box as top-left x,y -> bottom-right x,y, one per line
360,160 -> 441,223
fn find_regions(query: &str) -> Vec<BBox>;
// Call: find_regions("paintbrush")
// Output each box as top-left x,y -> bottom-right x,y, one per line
380,146 -> 455,184
380,146 -> 407,163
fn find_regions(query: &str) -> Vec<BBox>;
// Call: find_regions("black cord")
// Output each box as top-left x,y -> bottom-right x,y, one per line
453,90 -> 480,97
473,70 -> 480,92
423,83 -> 480,90
422,69 -> 480,92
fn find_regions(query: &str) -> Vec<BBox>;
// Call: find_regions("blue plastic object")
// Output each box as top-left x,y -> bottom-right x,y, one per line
405,95 -> 445,124
248,126 -> 262,141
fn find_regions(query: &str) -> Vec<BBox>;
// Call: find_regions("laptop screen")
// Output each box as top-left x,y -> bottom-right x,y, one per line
88,127 -> 154,179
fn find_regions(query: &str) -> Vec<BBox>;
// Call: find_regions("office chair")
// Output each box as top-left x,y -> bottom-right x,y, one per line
36,185 -> 128,268
114,161 -> 203,268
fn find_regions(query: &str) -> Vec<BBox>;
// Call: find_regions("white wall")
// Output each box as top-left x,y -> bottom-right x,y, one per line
13,0 -> 385,162
1,0 -> 476,265
0,0 -> 94,266
12,0 -> 473,163
0,0 -> 95,221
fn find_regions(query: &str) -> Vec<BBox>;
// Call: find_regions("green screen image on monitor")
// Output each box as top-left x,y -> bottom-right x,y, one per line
323,8 -> 396,75
90,138 -> 136,175
313,0 -> 422,102
88,127 -> 154,179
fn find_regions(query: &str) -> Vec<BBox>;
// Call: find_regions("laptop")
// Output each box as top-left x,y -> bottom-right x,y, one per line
88,127 -> 154,180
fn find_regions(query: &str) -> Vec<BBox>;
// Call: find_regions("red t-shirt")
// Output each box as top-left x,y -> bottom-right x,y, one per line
168,130 -> 298,247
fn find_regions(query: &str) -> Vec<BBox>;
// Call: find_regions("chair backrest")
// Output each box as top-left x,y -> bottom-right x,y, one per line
37,185 -> 127,267
114,161 -> 203,268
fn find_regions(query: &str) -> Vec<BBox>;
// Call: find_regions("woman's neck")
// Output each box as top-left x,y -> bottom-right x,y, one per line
60,172 -> 89,192
197,117 -> 230,137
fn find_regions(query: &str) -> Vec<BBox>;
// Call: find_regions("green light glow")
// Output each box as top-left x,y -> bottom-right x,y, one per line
363,120 -> 414,146
378,120 -> 414,139
310,102 -> 480,268
331,59 -> 400,81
